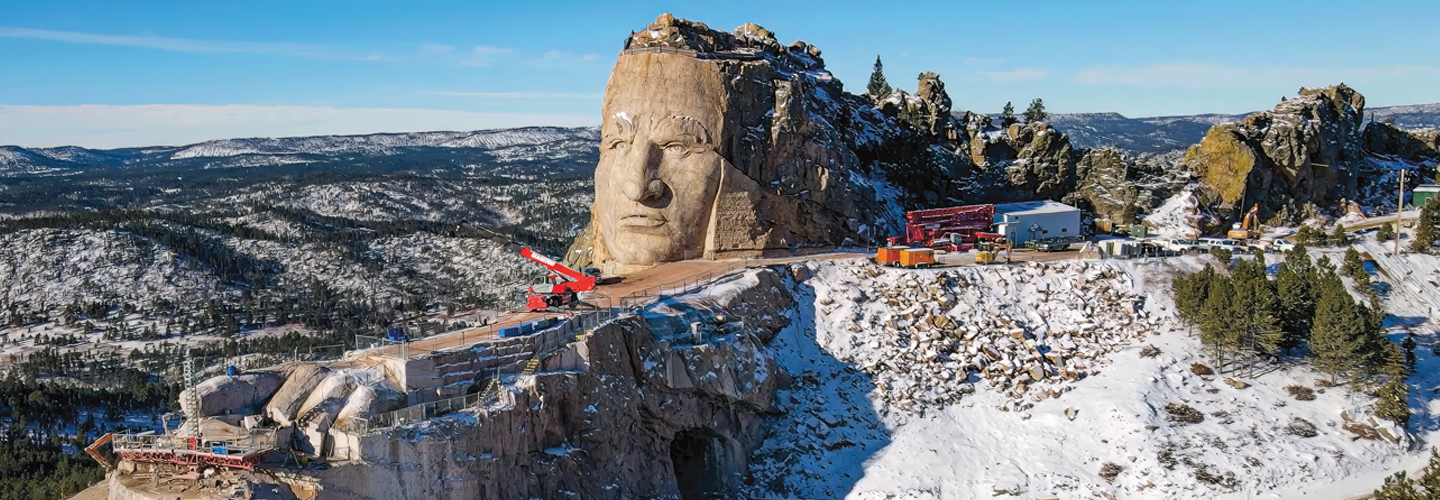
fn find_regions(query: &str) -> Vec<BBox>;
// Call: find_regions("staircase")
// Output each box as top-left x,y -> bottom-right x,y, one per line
521,359 -> 541,375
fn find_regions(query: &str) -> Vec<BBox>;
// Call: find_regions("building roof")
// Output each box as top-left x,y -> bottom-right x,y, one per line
993,200 -> 1079,218
1416,184 -> 1440,193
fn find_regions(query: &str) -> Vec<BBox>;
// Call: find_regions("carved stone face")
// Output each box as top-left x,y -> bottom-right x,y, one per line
594,54 -> 727,270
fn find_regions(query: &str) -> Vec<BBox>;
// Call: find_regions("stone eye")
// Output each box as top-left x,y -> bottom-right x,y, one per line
605,139 -> 629,150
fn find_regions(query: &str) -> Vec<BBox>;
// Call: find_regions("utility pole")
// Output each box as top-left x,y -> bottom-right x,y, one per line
1397,169 -> 1406,254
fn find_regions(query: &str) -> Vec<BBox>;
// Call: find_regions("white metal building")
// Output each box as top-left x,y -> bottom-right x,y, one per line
992,200 -> 1082,245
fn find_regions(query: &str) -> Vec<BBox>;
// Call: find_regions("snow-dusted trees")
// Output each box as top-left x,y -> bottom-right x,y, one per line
1275,245 -> 1316,354
1000,102 -> 1017,127
1413,197 -> 1439,253
867,56 -> 892,101
1024,98 -> 1047,123
1372,448 -> 1440,499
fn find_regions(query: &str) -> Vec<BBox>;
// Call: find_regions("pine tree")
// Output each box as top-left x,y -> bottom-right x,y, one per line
1310,266 -> 1362,384
1275,244 -> 1316,355
1378,222 -> 1396,242
1000,102 -> 1018,127
1377,376 -> 1412,427
1233,253 -> 1282,357
867,56 -> 893,101
1373,470 -> 1422,500
1024,98 -> 1048,123
1342,247 -> 1364,276
1331,224 -> 1348,246
1413,197 -> 1439,253
1200,277 -> 1238,371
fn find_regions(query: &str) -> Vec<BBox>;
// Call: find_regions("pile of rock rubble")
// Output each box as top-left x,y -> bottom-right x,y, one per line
813,259 -> 1165,414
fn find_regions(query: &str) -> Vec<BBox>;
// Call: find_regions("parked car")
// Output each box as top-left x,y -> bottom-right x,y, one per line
1034,239 -> 1071,252
1163,239 -> 1203,252
1198,238 -> 1243,251
1272,239 -> 1297,252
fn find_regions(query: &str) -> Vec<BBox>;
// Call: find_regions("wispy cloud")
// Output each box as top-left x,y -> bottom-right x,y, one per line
0,26 -> 359,59
0,104 -> 594,149
460,45 -> 514,66
1075,62 -> 1440,89
977,68 -> 1048,83
433,91 -> 601,99
963,57 -> 1004,66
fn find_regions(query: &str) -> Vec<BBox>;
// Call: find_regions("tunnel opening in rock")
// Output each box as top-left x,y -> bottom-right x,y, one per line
670,427 -> 728,500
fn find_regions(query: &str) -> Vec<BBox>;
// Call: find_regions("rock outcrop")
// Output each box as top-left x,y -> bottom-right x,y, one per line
304,268 -> 792,499
182,372 -> 283,418
1364,121 -> 1440,161
1183,84 -> 1367,217
1072,148 -> 1188,223
568,15 -> 913,275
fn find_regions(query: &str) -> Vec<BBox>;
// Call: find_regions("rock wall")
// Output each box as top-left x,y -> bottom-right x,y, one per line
308,268 -> 791,499
568,15 -> 913,275
1183,84 -> 1368,218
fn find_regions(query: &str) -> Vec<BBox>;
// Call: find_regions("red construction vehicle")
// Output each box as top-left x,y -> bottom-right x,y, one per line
521,247 -> 598,312
888,204 -> 997,250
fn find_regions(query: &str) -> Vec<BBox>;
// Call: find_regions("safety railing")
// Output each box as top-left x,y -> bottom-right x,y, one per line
355,307 -> 621,434
353,391 -> 492,435
111,428 -> 278,457
618,258 -> 754,308
352,299 -> 620,360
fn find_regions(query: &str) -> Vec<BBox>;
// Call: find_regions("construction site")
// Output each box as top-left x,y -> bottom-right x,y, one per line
75,195 -> 1104,499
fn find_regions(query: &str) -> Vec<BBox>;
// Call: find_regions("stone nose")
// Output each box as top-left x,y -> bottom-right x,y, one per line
620,142 -> 666,203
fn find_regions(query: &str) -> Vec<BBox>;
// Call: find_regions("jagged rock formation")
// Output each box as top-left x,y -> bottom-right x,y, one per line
1073,148 -> 1189,223
566,14 -> 1210,273
1364,121 -> 1440,161
568,14 -> 910,275
1183,84 -> 1368,217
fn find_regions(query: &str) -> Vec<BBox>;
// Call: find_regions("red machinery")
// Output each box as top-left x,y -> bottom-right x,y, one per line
521,247 -> 597,312
888,204 -> 997,250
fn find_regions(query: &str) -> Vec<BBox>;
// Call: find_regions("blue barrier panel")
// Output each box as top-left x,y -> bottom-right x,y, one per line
498,326 -> 521,338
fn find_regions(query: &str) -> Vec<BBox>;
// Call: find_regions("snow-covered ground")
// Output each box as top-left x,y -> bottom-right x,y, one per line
748,249 -> 1440,499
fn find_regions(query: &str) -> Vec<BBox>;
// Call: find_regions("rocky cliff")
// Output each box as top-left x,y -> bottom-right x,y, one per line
108,268 -> 796,500
1183,84 -> 1366,218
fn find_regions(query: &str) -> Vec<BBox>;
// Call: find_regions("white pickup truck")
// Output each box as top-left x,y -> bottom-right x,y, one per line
1161,239 -> 1203,252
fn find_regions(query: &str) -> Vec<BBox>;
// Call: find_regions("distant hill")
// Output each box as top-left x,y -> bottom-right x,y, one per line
0,126 -> 599,177
969,103 -> 1440,154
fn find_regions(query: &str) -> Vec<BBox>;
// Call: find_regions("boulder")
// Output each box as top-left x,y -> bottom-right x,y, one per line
180,372 -> 283,418
264,364 -> 331,426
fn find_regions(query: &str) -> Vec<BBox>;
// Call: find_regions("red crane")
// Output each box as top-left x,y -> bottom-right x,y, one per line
888,204 -> 999,250
521,247 -> 598,312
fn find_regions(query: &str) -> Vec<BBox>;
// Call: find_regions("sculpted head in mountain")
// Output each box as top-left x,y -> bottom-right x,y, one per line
592,53 -> 727,269
568,14 -> 884,275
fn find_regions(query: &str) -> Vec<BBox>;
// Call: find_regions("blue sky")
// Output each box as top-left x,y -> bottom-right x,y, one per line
2,0 -> 1438,148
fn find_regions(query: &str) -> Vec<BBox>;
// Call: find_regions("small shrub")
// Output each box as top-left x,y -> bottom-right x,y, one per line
1286,385 -> 1316,401
1165,402 -> 1204,424
1099,462 -> 1124,483
1211,247 -> 1233,265
1377,223 -> 1395,241
1316,378 -> 1338,388
1194,466 -> 1239,490
1157,444 -> 1179,470
1190,362 -> 1214,376
1285,418 -> 1318,438
1139,345 -> 1162,358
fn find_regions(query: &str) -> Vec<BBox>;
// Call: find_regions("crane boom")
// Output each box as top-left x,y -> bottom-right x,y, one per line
520,247 -> 595,290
